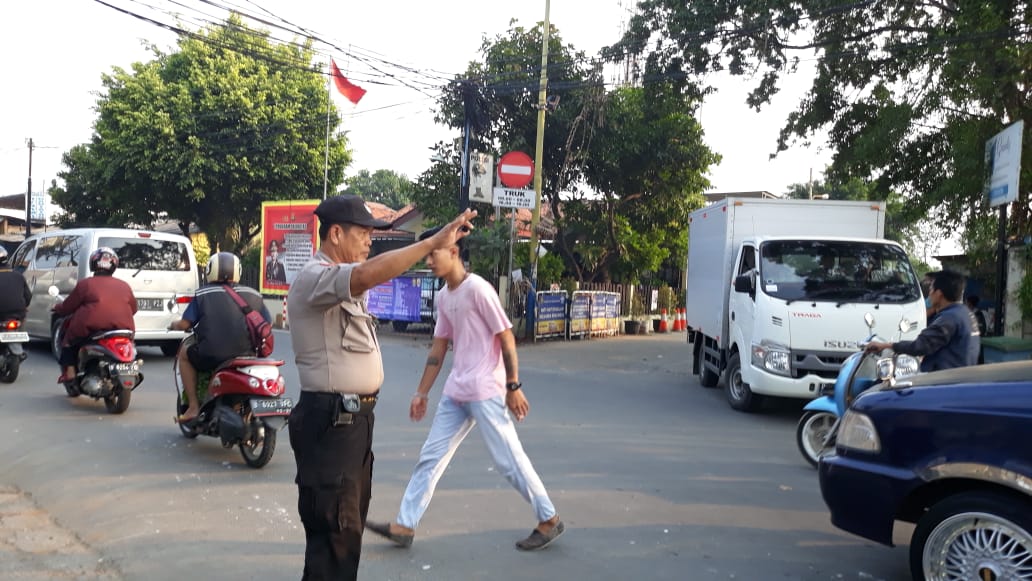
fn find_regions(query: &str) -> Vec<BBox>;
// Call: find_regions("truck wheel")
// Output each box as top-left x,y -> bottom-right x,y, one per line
724,352 -> 763,412
694,341 -> 719,388
391,320 -> 409,332
910,491 -> 1032,581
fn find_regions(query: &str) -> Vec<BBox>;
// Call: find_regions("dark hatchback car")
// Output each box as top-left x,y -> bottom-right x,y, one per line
819,360 -> 1032,581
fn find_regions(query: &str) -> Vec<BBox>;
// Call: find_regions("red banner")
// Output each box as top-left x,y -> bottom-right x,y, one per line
260,200 -> 320,296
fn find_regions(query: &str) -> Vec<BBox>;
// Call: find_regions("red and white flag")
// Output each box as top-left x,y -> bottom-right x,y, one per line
330,59 -> 366,105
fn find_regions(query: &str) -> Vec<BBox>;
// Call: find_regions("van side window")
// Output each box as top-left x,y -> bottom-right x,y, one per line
34,237 -> 64,270
53,236 -> 82,267
10,241 -> 36,271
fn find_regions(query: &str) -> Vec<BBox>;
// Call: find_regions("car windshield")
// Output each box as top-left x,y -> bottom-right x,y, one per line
758,240 -> 921,304
99,237 -> 191,271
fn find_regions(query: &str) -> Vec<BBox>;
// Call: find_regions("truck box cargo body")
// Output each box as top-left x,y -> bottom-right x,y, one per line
686,198 -> 926,411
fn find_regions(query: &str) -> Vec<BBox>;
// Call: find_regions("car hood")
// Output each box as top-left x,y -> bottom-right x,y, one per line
881,360 -> 1032,390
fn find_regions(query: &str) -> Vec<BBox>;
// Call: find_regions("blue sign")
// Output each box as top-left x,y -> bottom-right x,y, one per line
367,277 -> 423,322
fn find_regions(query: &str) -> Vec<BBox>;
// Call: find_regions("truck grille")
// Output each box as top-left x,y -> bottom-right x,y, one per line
791,351 -> 848,380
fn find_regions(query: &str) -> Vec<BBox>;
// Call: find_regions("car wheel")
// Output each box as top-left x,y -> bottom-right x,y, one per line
795,411 -> 836,468
160,341 -> 181,357
724,352 -> 763,412
910,491 -> 1032,581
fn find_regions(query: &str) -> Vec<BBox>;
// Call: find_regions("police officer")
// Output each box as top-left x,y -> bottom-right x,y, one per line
287,194 -> 475,581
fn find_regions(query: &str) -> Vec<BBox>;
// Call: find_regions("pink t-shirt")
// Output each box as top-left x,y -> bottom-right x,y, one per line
434,273 -> 512,402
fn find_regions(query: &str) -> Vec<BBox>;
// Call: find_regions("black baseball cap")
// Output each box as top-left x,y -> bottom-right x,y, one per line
314,194 -> 392,229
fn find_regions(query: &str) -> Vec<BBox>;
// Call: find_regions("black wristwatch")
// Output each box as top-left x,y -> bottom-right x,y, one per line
505,381 -> 522,392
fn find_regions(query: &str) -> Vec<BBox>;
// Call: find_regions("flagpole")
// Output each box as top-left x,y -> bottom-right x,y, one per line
323,62 -> 332,200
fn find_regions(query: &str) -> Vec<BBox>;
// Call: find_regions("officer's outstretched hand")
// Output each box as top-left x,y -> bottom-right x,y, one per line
427,208 -> 478,250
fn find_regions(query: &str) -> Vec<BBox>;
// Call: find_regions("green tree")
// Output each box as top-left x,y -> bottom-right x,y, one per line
50,15 -> 352,253
343,169 -> 414,209
615,1 -> 1032,239
435,22 -> 716,283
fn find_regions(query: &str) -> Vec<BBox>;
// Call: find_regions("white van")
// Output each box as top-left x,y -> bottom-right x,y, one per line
10,228 -> 199,356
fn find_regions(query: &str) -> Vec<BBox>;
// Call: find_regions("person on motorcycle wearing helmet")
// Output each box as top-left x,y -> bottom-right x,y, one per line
0,247 -> 31,322
169,252 -> 271,423
52,247 -> 138,383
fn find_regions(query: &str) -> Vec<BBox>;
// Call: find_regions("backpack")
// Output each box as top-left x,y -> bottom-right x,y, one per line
222,285 -> 274,357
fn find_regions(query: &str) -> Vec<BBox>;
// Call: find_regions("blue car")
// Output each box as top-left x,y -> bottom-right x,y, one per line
819,360 -> 1032,581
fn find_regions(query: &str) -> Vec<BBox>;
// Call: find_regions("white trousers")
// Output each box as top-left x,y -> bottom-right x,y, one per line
396,394 -> 556,529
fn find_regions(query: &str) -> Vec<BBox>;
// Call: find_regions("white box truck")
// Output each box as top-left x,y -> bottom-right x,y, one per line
686,197 -> 926,412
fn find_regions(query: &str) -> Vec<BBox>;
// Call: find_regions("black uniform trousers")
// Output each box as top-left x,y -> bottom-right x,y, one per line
288,391 -> 375,581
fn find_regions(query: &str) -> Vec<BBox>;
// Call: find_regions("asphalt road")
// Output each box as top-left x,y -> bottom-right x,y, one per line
0,327 -> 912,580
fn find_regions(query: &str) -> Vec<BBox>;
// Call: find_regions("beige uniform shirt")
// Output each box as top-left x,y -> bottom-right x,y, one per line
287,251 -> 384,395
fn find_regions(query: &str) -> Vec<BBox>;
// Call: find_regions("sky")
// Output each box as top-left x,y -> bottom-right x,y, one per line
0,0 -> 832,205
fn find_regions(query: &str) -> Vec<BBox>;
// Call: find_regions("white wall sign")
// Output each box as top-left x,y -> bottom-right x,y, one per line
984,120 -> 1024,207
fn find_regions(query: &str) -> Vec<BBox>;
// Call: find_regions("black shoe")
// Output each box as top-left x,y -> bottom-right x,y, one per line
365,521 -> 414,547
516,520 -> 565,551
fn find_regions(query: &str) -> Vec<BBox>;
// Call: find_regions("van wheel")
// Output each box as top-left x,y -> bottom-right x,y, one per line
724,352 -> 763,412
160,341 -> 181,357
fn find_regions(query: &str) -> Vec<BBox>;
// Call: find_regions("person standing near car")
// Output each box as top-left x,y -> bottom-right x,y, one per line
365,227 -> 564,553
286,194 -> 475,581
867,270 -> 979,372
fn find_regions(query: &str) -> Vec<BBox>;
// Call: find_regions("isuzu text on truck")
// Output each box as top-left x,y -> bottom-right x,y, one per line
685,197 -> 926,412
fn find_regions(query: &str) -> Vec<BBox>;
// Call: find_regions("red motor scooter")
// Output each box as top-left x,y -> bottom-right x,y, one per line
174,340 -> 292,469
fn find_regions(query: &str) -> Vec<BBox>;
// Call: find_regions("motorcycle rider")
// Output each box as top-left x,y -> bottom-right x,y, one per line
52,247 -> 138,384
0,247 -> 31,322
169,252 -> 271,423
866,270 -> 979,372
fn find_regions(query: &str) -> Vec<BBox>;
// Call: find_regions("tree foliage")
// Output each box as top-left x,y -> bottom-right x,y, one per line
50,15 -> 352,253
343,169 -> 414,209
615,1 -> 1032,240
435,22 -> 716,282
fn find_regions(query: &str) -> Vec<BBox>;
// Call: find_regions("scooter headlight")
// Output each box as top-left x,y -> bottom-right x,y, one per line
751,342 -> 791,377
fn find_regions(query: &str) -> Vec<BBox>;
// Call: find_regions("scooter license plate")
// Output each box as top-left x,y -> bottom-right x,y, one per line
0,332 -> 28,343
112,361 -> 140,374
250,397 -> 293,416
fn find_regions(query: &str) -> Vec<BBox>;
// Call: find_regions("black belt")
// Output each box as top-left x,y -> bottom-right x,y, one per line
300,390 -> 378,415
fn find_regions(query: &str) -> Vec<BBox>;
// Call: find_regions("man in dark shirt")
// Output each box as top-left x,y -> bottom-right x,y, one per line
170,252 -> 271,423
0,247 -> 31,320
867,270 -> 979,372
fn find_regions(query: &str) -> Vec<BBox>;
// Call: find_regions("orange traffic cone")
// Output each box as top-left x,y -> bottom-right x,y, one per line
658,309 -> 669,333
675,308 -> 685,332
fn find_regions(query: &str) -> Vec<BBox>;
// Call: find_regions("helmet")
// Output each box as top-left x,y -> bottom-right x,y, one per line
206,252 -> 241,283
89,247 -> 119,274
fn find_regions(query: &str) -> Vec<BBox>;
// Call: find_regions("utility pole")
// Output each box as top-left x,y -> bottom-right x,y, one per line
25,138 -> 33,237
528,0 -> 551,287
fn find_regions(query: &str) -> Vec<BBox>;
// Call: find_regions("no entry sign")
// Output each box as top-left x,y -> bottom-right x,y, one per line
497,151 -> 534,189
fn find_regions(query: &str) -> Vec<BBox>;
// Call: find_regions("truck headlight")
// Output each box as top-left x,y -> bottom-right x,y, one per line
837,410 -> 881,453
751,342 -> 791,377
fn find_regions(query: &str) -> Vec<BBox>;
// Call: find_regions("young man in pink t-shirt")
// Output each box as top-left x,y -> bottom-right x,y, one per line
366,228 -> 564,551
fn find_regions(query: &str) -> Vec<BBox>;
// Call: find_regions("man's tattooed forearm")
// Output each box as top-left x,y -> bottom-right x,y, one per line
426,356 -> 441,367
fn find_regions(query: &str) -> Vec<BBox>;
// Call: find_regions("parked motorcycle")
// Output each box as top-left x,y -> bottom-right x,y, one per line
173,338 -> 292,469
796,314 -> 918,468
0,317 -> 28,383
49,287 -> 144,414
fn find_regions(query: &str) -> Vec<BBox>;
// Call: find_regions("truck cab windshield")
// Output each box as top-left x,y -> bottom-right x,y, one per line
758,240 -> 921,304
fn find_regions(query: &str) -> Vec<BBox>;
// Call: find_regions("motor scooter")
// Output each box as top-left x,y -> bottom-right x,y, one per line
173,337 -> 292,469
49,287 -> 143,413
796,313 -> 918,467
0,317 -> 29,383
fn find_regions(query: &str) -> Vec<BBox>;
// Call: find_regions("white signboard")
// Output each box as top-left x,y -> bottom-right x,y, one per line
984,120 -> 1023,207
469,152 -> 494,203
493,187 -> 536,209
30,192 -> 47,222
